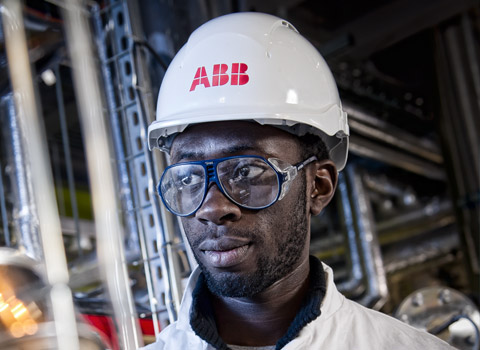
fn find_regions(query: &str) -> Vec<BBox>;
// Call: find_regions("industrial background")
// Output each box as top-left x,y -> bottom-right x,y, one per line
0,0 -> 479,349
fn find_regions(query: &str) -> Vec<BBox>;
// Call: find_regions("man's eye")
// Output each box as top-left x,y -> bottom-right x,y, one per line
235,165 -> 265,179
179,174 -> 203,187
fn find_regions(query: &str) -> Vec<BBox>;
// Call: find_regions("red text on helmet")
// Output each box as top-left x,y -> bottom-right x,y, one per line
189,63 -> 249,91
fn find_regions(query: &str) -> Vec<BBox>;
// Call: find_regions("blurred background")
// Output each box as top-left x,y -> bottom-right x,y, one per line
0,0 -> 479,349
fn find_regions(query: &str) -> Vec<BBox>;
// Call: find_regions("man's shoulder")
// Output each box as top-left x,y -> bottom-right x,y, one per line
333,298 -> 456,349
139,321 -> 208,350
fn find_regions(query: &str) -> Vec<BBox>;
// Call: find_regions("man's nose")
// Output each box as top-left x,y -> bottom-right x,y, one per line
195,184 -> 242,225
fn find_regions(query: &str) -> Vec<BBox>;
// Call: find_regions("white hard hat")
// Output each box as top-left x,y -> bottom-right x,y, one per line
148,12 -> 349,170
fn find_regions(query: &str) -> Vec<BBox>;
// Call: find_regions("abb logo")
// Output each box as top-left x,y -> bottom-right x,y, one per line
189,63 -> 249,91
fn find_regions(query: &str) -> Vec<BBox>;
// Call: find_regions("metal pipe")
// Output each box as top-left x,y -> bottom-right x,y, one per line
433,30 -> 467,196
376,199 -> 453,233
441,19 -> 480,284
51,144 -> 66,216
434,21 -> 480,298
3,93 -> 42,259
458,14 -> 480,268
461,14 -> 480,113
61,1 -> 143,348
444,25 -> 479,184
1,1 -> 80,348
343,102 -> 443,163
0,159 -> 11,247
363,173 -> 411,198
336,171 -> 364,295
54,65 -> 83,257
346,165 -> 388,309
349,135 -> 446,181
383,229 -> 459,274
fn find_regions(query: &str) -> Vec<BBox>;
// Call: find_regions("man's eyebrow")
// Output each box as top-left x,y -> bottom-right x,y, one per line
172,145 -> 258,162
223,145 -> 257,154
172,151 -> 203,162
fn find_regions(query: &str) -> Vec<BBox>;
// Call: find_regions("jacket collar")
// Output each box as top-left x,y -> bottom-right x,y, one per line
183,256 -> 327,349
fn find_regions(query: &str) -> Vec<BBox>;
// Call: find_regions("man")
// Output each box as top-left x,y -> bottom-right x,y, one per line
144,12 -> 455,350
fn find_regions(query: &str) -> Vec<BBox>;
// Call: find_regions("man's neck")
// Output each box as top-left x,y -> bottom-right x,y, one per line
211,256 -> 311,347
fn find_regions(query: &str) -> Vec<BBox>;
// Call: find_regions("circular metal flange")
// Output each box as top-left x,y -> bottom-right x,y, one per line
395,286 -> 480,350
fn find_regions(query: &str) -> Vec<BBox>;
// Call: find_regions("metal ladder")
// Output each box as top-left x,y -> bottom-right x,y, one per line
91,0 -> 191,335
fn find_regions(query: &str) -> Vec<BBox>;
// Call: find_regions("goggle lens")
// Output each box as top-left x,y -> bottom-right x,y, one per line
217,157 -> 279,208
159,156 -> 280,216
160,163 -> 206,215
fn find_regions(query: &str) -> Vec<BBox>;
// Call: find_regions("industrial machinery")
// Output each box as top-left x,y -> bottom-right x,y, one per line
0,0 -> 478,348
395,286 -> 480,349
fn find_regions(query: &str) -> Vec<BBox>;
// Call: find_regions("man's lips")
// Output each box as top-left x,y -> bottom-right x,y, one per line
199,237 -> 251,268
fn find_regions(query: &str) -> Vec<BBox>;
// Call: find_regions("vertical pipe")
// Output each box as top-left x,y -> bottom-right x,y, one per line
336,171 -> 364,294
347,165 -> 388,309
444,26 -> 479,181
435,17 -> 480,296
4,93 -> 42,259
54,65 -> 83,257
51,144 -> 66,217
61,1 -> 143,348
0,159 -> 11,247
459,15 -> 480,256
1,1 -> 80,349
461,14 -> 480,112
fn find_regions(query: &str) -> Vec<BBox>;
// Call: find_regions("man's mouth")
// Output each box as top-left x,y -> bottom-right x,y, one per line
199,237 -> 251,268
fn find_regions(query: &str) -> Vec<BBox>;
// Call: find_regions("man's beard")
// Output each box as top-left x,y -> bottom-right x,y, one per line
191,178 -> 309,298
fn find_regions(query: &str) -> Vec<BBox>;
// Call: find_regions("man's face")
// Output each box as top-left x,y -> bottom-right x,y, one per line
169,121 -> 312,298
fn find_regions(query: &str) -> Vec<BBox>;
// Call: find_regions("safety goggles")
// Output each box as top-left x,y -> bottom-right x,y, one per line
158,155 -> 317,216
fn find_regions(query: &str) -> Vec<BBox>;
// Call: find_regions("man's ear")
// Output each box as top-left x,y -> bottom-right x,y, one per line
308,160 -> 338,216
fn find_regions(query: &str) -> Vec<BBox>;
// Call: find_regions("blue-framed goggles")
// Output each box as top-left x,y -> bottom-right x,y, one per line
158,155 -> 317,217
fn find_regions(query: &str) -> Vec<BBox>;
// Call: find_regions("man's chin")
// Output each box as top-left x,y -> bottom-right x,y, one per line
201,267 -> 269,298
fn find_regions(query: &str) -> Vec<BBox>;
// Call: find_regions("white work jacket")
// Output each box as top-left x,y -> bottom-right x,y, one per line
142,263 -> 456,350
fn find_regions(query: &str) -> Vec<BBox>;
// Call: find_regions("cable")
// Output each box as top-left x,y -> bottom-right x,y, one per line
132,38 -> 170,72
